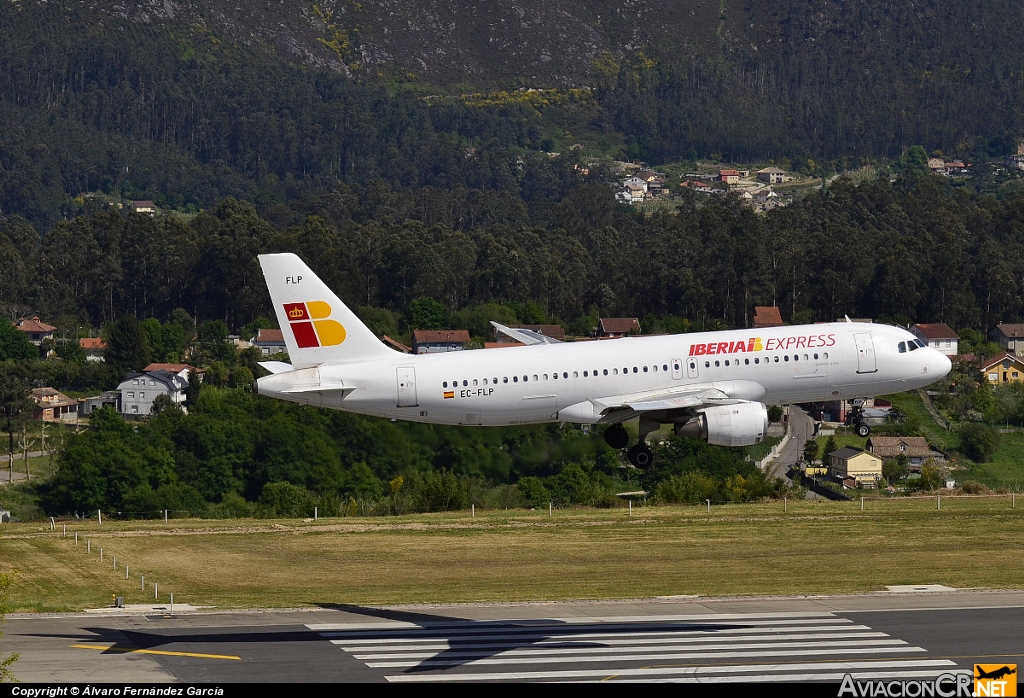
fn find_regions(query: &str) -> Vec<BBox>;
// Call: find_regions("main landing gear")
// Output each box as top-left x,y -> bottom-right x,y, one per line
603,421 -> 657,469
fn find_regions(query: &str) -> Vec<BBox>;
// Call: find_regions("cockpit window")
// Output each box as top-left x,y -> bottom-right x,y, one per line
898,342 -> 906,353
908,340 -> 920,351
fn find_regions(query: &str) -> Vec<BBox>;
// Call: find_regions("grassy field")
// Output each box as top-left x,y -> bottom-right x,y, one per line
1,498 -> 1022,612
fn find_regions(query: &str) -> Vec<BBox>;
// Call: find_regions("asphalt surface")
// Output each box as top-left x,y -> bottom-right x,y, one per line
5,590 -> 1023,683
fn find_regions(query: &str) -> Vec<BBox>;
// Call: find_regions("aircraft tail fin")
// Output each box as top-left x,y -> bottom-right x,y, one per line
258,253 -> 395,369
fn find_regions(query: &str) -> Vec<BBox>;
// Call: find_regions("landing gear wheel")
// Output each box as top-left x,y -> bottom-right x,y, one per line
855,423 -> 871,438
604,424 -> 629,449
627,443 -> 654,469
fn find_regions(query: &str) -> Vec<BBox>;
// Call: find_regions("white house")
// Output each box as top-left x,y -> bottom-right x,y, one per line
910,323 -> 958,356
118,370 -> 188,418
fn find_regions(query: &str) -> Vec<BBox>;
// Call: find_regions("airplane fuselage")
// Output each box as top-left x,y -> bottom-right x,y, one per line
255,322 -> 951,427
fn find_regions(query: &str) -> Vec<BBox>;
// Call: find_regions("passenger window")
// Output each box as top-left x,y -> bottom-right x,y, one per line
774,356 -> 780,363
573,371 -> 579,378
813,353 -> 818,360
653,365 -> 658,372
823,352 -> 829,359
603,369 -> 609,375
784,355 -> 789,362
543,374 -> 548,380
494,377 -> 498,384
553,373 -> 558,379
463,380 -> 468,386
584,371 -> 588,377
663,364 -> 668,371
898,342 -> 906,353
704,361 -> 710,368
524,375 -> 529,382
804,354 -> 808,361
483,379 -> 488,385
793,355 -> 798,362
443,382 -> 448,388
633,367 -> 638,373
503,377 -> 509,383
715,360 -> 720,367
745,359 -> 750,365
643,366 -> 648,372
473,379 -> 478,386
754,358 -> 759,364
613,368 -> 619,375
724,360 -> 730,366
563,372 -> 568,378
513,376 -> 518,382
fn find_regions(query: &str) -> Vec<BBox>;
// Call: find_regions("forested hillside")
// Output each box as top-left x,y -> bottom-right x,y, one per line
1,1 -> 1023,228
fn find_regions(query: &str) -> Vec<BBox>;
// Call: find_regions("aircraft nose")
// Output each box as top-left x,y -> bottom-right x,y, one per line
935,352 -> 952,379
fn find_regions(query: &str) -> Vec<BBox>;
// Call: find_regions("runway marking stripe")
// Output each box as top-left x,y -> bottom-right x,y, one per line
72,644 -> 241,661
383,659 -> 961,682
579,670 -> 974,684
316,616 -> 854,639
366,644 -> 927,668
334,629 -> 887,652
326,621 -> 865,644
352,636 -> 906,660
305,611 -> 839,632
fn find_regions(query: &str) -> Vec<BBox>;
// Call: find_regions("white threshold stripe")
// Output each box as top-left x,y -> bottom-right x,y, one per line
577,670 -> 973,684
329,622 -> 867,645
366,644 -> 926,668
306,611 -> 838,632
383,659 -> 959,683
317,616 -> 853,639
349,633 -> 895,658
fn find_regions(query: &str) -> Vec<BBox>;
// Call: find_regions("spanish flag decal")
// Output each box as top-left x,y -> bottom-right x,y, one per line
443,391 -> 455,399
283,301 -> 346,348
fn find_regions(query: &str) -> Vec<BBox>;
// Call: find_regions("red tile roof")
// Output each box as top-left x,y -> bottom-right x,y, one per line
16,317 -> 55,333
256,329 -> 285,343
912,323 -> 958,340
598,318 -> 641,335
753,306 -> 785,328
143,363 -> 203,375
79,337 -> 107,350
412,329 -> 471,344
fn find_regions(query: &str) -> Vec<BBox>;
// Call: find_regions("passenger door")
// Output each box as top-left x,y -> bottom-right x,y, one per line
854,333 -> 877,374
397,366 -> 418,406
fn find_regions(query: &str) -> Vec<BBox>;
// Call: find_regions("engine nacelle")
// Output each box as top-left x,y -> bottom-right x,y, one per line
674,402 -> 769,447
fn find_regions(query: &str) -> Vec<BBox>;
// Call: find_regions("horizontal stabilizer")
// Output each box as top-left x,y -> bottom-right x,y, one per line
490,321 -> 562,346
258,361 -> 293,375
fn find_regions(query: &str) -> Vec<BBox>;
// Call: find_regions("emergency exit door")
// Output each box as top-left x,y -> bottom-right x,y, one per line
854,333 -> 877,374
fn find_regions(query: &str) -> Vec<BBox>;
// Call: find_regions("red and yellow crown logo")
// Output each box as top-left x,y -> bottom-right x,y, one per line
282,301 -> 346,348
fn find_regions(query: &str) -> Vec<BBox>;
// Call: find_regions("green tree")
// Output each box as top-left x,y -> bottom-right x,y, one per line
104,316 -> 152,378
767,405 -> 783,423
0,369 -> 32,466
406,297 -> 449,330
0,321 -> 35,362
802,439 -> 819,463
882,454 -> 910,482
55,338 -> 87,364
959,423 -> 999,462
823,436 -> 838,458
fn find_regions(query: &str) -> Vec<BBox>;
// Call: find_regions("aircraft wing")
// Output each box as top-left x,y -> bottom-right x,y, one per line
490,321 -> 562,345
590,384 -> 755,425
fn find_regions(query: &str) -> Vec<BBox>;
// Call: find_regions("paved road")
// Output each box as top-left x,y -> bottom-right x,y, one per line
4,590 -> 1023,683
768,405 -> 816,480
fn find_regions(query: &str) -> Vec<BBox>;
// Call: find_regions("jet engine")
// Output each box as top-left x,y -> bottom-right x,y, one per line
674,403 -> 769,447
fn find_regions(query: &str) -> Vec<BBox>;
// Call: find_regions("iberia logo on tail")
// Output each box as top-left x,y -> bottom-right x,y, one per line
282,301 -> 346,348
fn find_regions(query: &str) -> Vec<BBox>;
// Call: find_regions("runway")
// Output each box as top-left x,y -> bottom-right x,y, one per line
4,590 -> 1023,683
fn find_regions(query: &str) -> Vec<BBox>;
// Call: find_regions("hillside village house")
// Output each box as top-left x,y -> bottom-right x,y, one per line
827,447 -> 883,488
596,318 -> 641,338
131,200 -> 156,215
980,352 -> 1024,383
412,329 -> 470,354
910,323 -> 958,356
30,388 -> 79,422
989,323 -> 1024,355
118,369 -> 188,418
79,337 -> 106,362
867,436 -> 943,470
253,328 -> 287,355
756,167 -> 787,184
752,306 -> 785,328
718,169 -> 741,184
15,317 -> 55,346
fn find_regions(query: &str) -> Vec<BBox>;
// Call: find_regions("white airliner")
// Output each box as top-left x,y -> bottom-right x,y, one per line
254,254 -> 951,468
